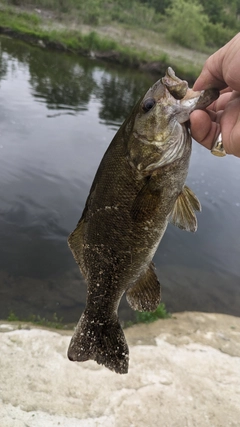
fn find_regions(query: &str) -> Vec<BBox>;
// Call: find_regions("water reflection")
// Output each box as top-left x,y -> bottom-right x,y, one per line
1,35 -> 152,119
29,53 -> 96,111
97,73 -> 148,126
0,35 -> 239,323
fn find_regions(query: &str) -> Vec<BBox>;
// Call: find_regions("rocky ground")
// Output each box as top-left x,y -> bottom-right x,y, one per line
1,311 -> 240,427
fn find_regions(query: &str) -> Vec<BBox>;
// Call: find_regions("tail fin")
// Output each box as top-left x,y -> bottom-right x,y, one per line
67,311 -> 129,374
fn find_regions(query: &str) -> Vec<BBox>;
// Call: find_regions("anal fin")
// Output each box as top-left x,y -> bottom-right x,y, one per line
126,263 -> 161,312
169,185 -> 201,232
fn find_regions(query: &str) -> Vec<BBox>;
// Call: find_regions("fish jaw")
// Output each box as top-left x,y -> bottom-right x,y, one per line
177,87 -> 219,124
134,66 -> 219,139
161,67 -> 219,117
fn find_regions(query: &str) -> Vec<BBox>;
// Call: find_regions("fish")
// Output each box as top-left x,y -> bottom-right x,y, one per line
67,67 -> 219,374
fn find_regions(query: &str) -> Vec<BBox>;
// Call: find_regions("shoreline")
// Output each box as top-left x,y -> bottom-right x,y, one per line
0,27 -> 196,84
1,309 -> 240,337
0,5 -> 211,83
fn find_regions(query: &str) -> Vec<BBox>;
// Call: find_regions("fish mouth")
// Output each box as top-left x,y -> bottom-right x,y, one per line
162,67 -> 189,100
161,67 -> 219,124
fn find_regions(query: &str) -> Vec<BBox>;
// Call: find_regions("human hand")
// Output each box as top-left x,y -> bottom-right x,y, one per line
190,33 -> 240,157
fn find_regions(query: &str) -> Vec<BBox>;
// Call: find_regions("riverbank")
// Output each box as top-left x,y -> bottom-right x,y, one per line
1,311 -> 240,426
0,3 -> 212,82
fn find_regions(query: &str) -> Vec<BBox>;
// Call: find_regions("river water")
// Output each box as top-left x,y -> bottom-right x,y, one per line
0,35 -> 240,323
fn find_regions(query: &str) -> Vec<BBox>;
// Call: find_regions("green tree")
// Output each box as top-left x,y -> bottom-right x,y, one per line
165,0 -> 209,50
199,0 -> 224,24
139,0 -> 173,14
236,0 -> 240,14
199,0 -> 240,27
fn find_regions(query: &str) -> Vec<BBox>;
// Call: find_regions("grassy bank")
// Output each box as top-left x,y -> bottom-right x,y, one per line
0,4 -> 211,81
5,303 -> 170,331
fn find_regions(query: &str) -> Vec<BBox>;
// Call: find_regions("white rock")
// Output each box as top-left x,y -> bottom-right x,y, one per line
0,312 -> 240,427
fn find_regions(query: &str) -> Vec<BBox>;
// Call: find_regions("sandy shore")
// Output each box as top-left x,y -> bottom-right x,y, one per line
0,312 -> 240,427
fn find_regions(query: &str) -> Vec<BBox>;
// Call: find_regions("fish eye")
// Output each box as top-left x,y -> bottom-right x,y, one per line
142,98 -> 156,112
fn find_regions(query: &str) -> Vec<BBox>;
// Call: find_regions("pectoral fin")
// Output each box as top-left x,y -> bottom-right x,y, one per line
126,263 -> 161,312
131,180 -> 161,222
169,185 -> 201,232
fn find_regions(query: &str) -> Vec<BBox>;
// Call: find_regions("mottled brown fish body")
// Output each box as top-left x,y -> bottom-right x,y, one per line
68,68 -> 219,374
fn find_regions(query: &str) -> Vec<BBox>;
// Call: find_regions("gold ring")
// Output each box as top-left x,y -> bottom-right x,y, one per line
211,133 -> 227,157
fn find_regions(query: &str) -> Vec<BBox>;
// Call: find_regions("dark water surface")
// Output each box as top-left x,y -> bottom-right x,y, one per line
0,36 -> 240,323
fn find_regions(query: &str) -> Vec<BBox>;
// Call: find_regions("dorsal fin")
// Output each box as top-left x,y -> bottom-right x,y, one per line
169,185 -> 201,232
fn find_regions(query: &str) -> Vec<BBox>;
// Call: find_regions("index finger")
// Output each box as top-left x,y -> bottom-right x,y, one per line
193,33 -> 240,92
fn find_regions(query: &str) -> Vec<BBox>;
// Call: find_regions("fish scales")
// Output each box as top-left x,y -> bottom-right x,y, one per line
67,68 -> 219,374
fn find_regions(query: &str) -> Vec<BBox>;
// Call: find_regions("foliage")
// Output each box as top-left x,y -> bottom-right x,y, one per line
27,312 -> 64,328
199,0 -> 225,24
199,0 -> 240,27
140,0 -> 240,28
203,22 -> 236,48
7,311 -> 19,321
164,0 -> 239,50
165,0 -> 209,50
0,7 -> 41,31
7,311 -> 66,329
1,6 -> 177,77
1,0 -> 239,50
0,0 -> 239,76
7,305 -> 170,330
82,31 -> 118,51
135,303 -> 171,324
1,0 -> 164,30
139,0 -> 173,14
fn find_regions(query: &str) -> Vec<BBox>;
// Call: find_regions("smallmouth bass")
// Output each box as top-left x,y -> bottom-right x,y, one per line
67,68 -> 218,374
